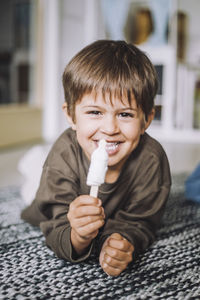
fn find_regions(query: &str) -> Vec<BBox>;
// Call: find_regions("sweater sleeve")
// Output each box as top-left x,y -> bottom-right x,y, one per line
21,153 -> 94,263
98,153 -> 171,258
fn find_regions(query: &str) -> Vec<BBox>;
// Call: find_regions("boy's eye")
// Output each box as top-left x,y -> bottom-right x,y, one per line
87,110 -> 102,115
119,112 -> 134,118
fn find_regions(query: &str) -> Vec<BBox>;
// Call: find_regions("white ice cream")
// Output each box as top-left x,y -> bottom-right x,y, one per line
87,139 -> 108,186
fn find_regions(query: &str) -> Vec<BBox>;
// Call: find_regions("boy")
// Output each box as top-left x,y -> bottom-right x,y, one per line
21,40 -> 171,277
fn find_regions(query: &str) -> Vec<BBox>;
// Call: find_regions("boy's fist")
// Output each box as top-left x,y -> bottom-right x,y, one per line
67,195 -> 105,246
99,233 -> 134,276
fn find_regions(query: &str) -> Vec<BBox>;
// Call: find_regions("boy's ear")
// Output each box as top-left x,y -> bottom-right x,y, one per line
142,108 -> 155,133
62,103 -> 76,130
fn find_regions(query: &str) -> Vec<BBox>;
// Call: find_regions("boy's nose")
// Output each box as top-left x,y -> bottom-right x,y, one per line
100,115 -> 119,135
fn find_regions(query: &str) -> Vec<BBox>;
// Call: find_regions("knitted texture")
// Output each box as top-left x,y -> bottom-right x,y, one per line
0,175 -> 200,300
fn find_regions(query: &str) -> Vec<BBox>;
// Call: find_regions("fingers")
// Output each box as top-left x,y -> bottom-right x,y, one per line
100,249 -> 128,277
104,245 -> 133,263
72,215 -> 104,228
108,234 -> 134,253
67,195 -> 105,240
102,262 -> 127,277
100,233 -> 134,276
103,253 -> 128,268
71,195 -> 102,208
68,195 -> 105,218
72,205 -> 104,218
75,218 -> 105,239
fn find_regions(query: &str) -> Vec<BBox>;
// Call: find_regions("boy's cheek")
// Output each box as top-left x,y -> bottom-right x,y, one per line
76,124 -> 98,141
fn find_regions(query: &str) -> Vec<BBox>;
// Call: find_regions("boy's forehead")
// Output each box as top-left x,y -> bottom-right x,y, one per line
78,91 -> 138,108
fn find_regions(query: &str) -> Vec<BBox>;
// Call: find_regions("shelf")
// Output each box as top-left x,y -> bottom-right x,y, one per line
0,105 -> 42,148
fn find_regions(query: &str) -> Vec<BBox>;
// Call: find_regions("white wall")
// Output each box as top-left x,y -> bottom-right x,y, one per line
59,0 -> 104,135
42,0 -> 200,143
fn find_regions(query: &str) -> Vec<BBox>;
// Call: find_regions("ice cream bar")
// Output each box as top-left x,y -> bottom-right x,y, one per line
87,139 -> 108,197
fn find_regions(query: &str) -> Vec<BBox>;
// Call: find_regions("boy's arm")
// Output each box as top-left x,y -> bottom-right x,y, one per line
21,130 -> 105,262
98,158 -> 171,259
21,166 -> 98,263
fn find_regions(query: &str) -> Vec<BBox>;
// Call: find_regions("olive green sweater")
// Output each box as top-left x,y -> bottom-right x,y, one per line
21,128 -> 171,262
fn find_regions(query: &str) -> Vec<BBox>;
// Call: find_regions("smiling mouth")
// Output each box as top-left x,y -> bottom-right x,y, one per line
95,140 -> 122,154
105,142 -> 120,152
94,140 -> 121,155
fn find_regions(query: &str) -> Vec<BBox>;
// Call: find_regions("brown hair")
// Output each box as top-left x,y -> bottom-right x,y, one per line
62,40 -> 158,121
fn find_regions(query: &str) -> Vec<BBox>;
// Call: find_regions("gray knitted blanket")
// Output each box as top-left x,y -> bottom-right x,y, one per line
0,175 -> 200,300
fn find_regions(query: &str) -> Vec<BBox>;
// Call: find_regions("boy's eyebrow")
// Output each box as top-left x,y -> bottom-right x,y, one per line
82,105 -> 138,111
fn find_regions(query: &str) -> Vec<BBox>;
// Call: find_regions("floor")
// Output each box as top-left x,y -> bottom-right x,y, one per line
0,141 -> 200,188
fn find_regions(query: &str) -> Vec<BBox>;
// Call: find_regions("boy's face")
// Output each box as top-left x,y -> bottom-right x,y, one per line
64,92 -> 153,173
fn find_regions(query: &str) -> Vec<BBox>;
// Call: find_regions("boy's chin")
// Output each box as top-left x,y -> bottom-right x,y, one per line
107,160 -> 124,170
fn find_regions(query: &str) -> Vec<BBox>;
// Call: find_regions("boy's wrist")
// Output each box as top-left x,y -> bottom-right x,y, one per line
71,228 -> 92,248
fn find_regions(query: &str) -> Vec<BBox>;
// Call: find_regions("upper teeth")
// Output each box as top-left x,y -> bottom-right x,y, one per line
106,143 -> 118,150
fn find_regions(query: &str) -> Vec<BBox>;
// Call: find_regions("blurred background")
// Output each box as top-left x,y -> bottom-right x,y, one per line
0,0 -> 200,189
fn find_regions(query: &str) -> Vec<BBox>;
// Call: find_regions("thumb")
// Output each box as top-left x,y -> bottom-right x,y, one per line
110,233 -> 123,240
